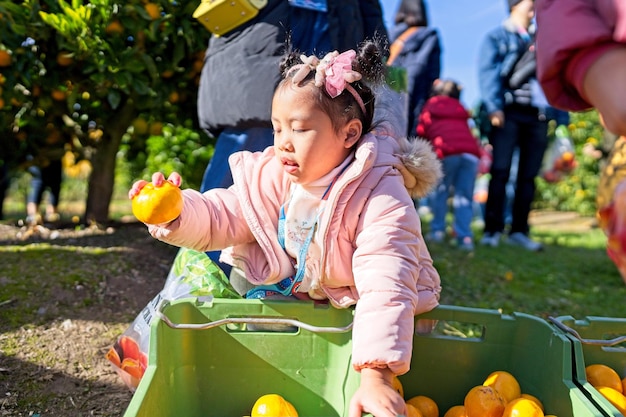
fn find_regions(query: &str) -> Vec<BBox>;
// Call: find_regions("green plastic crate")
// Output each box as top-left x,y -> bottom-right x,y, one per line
124,300 -> 604,417
552,315 -> 626,417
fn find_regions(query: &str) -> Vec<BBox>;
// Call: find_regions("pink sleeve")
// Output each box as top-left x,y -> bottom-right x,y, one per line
536,0 -> 626,111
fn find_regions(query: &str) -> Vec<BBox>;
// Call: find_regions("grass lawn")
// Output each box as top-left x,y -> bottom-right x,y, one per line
425,216 -> 626,320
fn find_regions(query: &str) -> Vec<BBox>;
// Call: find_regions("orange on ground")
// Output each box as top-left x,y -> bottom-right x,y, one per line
483,370 -> 522,403
406,403 -> 424,417
406,395 -> 439,417
0,50 -> 11,67
502,397 -> 544,417
596,386 -> 626,415
622,376 -> 626,395
251,394 -> 298,417
464,385 -> 506,417
131,180 -> 183,224
586,364 -> 623,393
521,393 -> 544,412
392,375 -> 404,398
443,405 -> 466,417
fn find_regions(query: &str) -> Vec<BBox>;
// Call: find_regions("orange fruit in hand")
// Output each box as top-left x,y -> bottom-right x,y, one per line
132,180 -> 183,224
502,397 -> 544,417
483,370 -> 521,403
521,393 -> 544,412
251,394 -> 298,417
586,364 -> 623,392
406,395 -> 439,417
596,386 -> 626,415
464,385 -> 506,417
405,403 -> 424,417
443,405 -> 466,417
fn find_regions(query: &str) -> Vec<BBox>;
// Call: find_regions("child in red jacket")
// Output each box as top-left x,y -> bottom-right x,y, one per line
417,79 -> 481,250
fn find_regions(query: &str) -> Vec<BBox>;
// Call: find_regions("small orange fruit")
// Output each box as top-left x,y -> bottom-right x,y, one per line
251,394 -> 298,417
443,405 -> 466,417
0,50 -> 11,67
144,3 -> 161,19
502,397 -> 544,417
392,375 -> 404,398
586,364 -> 623,393
105,20 -> 124,35
464,385 -> 506,417
406,395 -> 438,417
131,180 -> 183,224
521,393 -> 544,412
483,370 -> 521,403
622,376 -> 626,394
596,386 -> 626,415
56,51 -> 73,66
405,403 -> 424,417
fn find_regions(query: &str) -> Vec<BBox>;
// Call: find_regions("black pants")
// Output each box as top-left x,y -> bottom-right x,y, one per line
484,105 -> 548,235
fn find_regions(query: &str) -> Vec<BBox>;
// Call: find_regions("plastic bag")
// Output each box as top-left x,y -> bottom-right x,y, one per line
541,125 -> 577,183
105,248 -> 241,390
478,143 -> 493,175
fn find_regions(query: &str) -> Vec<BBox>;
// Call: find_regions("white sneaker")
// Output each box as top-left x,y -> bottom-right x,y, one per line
426,230 -> 445,243
507,232 -> 543,252
480,232 -> 501,247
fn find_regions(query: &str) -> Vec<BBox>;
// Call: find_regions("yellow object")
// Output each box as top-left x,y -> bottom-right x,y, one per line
193,0 -> 268,36
483,370 -> 522,403
392,375 -> 404,398
521,393 -> 544,412
464,385 -> 506,417
251,394 -> 298,417
132,181 -> 183,225
443,405 -> 466,417
406,395 -> 439,417
596,386 -> 626,415
502,397 -> 544,417
405,403 -> 424,417
586,364 -> 623,393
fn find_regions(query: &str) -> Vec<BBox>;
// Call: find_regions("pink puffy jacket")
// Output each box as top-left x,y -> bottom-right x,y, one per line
536,0 -> 626,111
148,130 -> 442,375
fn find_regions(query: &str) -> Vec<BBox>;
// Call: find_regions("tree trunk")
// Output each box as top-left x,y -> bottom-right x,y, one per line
84,100 -> 136,223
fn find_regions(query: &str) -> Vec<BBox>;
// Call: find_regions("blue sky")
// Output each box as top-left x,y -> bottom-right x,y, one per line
380,0 -> 510,108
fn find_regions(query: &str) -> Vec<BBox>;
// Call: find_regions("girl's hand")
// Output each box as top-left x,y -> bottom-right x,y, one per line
128,172 -> 182,199
349,368 -> 406,417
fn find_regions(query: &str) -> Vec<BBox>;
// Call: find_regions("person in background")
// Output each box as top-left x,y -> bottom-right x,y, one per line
417,79 -> 481,251
477,0 -> 548,252
196,0 -> 388,275
131,42 -> 442,417
388,0 -> 441,138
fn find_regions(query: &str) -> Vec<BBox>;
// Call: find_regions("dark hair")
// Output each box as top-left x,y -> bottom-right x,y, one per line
431,79 -> 462,100
394,0 -> 429,27
278,39 -> 386,134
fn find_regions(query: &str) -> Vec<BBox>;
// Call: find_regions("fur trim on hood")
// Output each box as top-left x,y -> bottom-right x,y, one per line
395,136 -> 442,199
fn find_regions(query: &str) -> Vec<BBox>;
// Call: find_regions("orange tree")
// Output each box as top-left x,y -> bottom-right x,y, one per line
0,0 -> 210,222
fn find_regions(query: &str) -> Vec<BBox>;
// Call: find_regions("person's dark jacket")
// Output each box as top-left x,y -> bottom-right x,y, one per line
389,22 -> 441,137
477,18 -> 533,115
197,0 -> 388,137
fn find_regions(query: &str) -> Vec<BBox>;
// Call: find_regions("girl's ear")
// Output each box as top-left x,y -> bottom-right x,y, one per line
343,119 -> 362,148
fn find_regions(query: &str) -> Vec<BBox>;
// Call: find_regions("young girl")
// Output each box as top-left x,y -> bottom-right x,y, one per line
417,79 -> 481,251
129,41 -> 442,417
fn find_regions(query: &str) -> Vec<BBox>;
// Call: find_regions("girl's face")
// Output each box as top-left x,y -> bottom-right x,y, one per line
271,83 -> 361,185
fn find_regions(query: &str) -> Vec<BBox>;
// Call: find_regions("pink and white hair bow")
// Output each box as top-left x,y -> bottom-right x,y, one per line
290,50 -> 366,114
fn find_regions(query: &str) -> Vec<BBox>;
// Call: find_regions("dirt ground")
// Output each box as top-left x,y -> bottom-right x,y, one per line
0,220 -> 179,416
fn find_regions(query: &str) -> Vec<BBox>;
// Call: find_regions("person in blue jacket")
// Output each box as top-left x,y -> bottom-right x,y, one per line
477,0 -> 549,252
388,0 -> 441,137
196,0 -> 388,274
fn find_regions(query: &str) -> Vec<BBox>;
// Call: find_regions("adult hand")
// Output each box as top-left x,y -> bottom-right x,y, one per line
349,368 -> 406,417
490,111 -> 505,127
